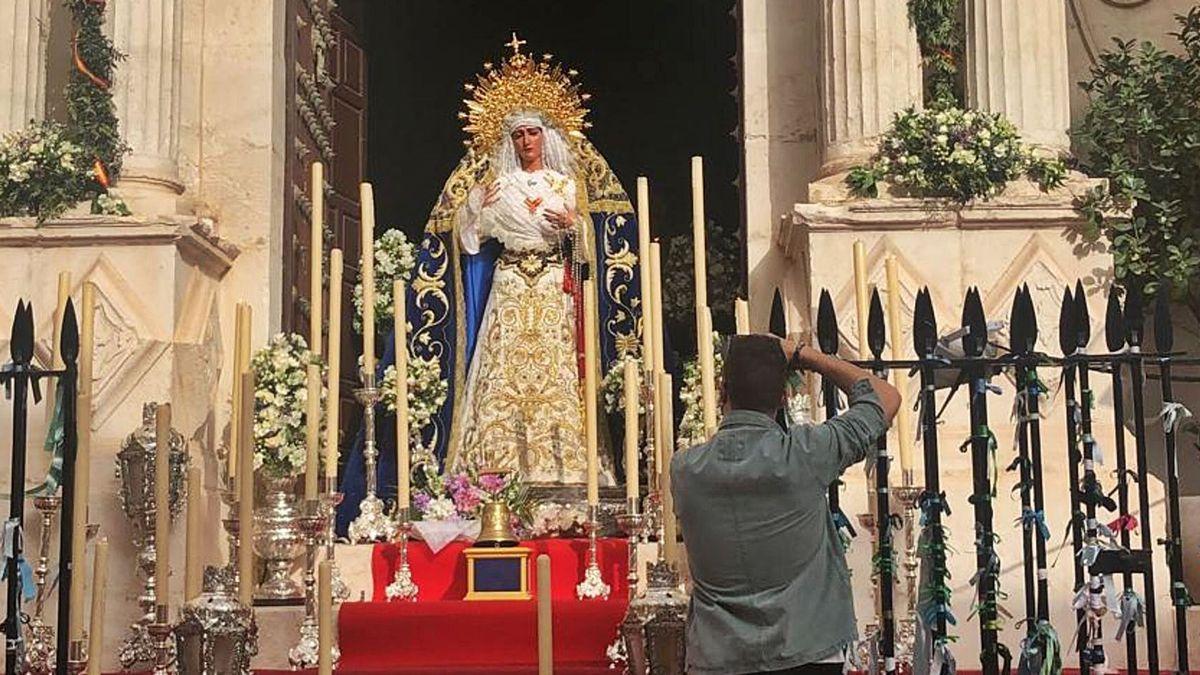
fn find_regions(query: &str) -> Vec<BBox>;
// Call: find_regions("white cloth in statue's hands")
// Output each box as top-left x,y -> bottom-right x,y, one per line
458,169 -> 574,254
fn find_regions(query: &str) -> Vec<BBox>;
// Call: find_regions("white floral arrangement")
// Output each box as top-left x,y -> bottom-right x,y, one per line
250,333 -> 325,479
379,348 -> 448,437
601,353 -> 646,416
525,501 -> 589,538
676,331 -> 724,452
353,228 -> 417,335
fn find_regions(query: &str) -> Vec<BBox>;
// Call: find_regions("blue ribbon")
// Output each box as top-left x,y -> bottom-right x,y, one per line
1018,508 -> 1051,542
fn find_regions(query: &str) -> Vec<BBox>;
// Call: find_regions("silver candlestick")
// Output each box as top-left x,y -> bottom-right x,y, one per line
289,501 -> 339,668
576,503 -> 611,599
641,378 -> 661,544
615,497 -> 646,602
148,604 -> 176,675
385,507 -> 418,601
320,479 -> 350,600
65,639 -> 88,675
894,483 -> 923,665
24,495 -> 61,675
348,371 -> 396,543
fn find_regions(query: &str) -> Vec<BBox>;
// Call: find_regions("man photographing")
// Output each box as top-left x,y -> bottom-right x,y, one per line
671,333 -> 901,675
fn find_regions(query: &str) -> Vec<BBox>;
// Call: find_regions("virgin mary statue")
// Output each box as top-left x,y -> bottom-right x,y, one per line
338,38 -> 642,529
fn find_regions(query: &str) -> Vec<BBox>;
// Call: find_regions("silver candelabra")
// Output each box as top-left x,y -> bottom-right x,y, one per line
385,506 -> 418,601
289,501 -> 340,668
24,495 -> 61,675
348,371 -> 396,543
576,503 -> 611,599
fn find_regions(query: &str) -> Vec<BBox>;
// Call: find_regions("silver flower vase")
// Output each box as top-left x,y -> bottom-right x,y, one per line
252,473 -> 304,603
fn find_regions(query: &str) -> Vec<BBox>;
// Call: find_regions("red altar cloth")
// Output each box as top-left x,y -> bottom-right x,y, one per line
369,537 -> 630,602
332,538 -> 630,673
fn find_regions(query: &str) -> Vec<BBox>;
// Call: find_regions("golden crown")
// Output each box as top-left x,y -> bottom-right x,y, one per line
460,33 -> 591,153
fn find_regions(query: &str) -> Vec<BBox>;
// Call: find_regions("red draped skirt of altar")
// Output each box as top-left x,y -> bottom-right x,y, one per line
335,537 -> 630,674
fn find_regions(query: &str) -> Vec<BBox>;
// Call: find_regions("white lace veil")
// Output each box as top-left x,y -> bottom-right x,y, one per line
490,109 -> 576,176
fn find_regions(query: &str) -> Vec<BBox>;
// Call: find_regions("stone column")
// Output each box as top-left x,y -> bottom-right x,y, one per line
817,0 -> 923,177
0,0 -> 50,133
108,0 -> 184,214
964,0 -> 1071,154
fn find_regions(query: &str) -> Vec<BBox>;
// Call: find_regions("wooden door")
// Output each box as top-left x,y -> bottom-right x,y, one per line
282,0 -> 367,470
328,6 -> 368,467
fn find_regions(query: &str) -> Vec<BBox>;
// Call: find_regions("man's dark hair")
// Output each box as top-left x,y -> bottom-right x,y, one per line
722,334 -> 788,414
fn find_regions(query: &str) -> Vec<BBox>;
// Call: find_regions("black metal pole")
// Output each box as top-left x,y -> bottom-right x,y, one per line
866,290 -> 894,675
1013,357 -> 1037,626
962,288 -> 998,675
816,290 -> 849,539
1156,357 -> 1190,674
1026,363 -> 1051,624
1105,288 -> 1138,672
914,288 -> 949,660
5,302 -> 32,675
1126,286 -> 1160,674
53,300 -> 79,675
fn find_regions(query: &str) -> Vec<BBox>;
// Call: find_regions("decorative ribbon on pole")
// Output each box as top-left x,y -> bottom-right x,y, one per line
1115,589 -> 1145,642
1157,401 -> 1193,434
0,520 -> 34,602
29,380 -> 66,496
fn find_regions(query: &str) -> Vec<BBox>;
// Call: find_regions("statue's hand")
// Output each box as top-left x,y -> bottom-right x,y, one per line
543,207 -> 573,230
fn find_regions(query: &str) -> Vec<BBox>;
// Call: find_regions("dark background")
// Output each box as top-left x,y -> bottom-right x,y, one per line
339,0 -> 742,353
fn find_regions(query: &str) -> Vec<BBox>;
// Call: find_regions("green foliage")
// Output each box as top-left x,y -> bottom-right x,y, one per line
847,107 -> 1067,203
64,0 -> 127,188
908,0 -> 964,107
1074,9 -> 1200,314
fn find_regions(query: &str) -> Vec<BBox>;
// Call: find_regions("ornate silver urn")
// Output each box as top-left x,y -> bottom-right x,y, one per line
116,402 -> 189,669
175,566 -> 258,674
252,473 -> 304,602
617,561 -> 688,675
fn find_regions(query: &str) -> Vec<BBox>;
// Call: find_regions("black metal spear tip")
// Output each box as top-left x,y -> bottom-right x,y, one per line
1058,285 -> 1077,357
1153,285 -> 1173,354
9,299 -> 27,363
1009,288 -> 1026,355
1073,279 -> 1091,351
817,289 -> 839,355
13,300 -> 34,365
962,287 -> 987,358
912,287 -> 937,357
867,287 -> 886,359
1105,287 -> 1125,354
1021,284 -> 1039,351
1124,282 -> 1144,348
60,299 -> 79,363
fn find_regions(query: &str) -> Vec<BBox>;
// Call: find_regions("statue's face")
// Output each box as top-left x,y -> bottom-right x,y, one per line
510,125 -> 544,169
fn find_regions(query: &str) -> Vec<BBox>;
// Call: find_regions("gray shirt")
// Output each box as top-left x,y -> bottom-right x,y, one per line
671,378 -> 888,675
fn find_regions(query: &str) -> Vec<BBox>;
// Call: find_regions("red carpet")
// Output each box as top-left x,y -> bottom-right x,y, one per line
329,537 -> 630,673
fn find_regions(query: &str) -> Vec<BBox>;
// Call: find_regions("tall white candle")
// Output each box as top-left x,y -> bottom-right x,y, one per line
310,161 -> 324,358
698,307 -> 718,438
536,554 -> 553,675
623,360 -> 639,503
636,177 -> 656,376
648,244 -> 665,378
584,278 -> 600,506
885,256 -> 915,483
735,298 -> 750,335
360,183 -> 377,376
238,372 -> 256,606
228,303 -> 246,485
326,252 -> 343,480
658,372 -> 678,566
852,240 -> 870,359
184,466 -> 202,602
86,537 -> 108,675
46,271 -> 70,433
394,279 -> 411,509
318,560 -> 333,675
691,156 -> 708,315
304,364 -> 321,502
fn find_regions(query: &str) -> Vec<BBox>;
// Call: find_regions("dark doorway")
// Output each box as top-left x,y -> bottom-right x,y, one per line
345,0 -> 741,355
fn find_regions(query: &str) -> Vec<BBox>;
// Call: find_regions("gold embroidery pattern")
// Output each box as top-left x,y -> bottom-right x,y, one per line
454,259 -> 594,484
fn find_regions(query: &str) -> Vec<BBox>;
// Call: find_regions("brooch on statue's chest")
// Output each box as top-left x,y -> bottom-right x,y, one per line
499,250 -> 557,286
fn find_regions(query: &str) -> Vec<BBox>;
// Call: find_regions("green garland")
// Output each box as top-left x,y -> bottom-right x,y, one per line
908,0 -> 963,107
65,0 -> 127,197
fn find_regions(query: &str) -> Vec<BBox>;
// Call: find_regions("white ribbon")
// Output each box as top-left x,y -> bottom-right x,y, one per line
1158,401 -> 1194,434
